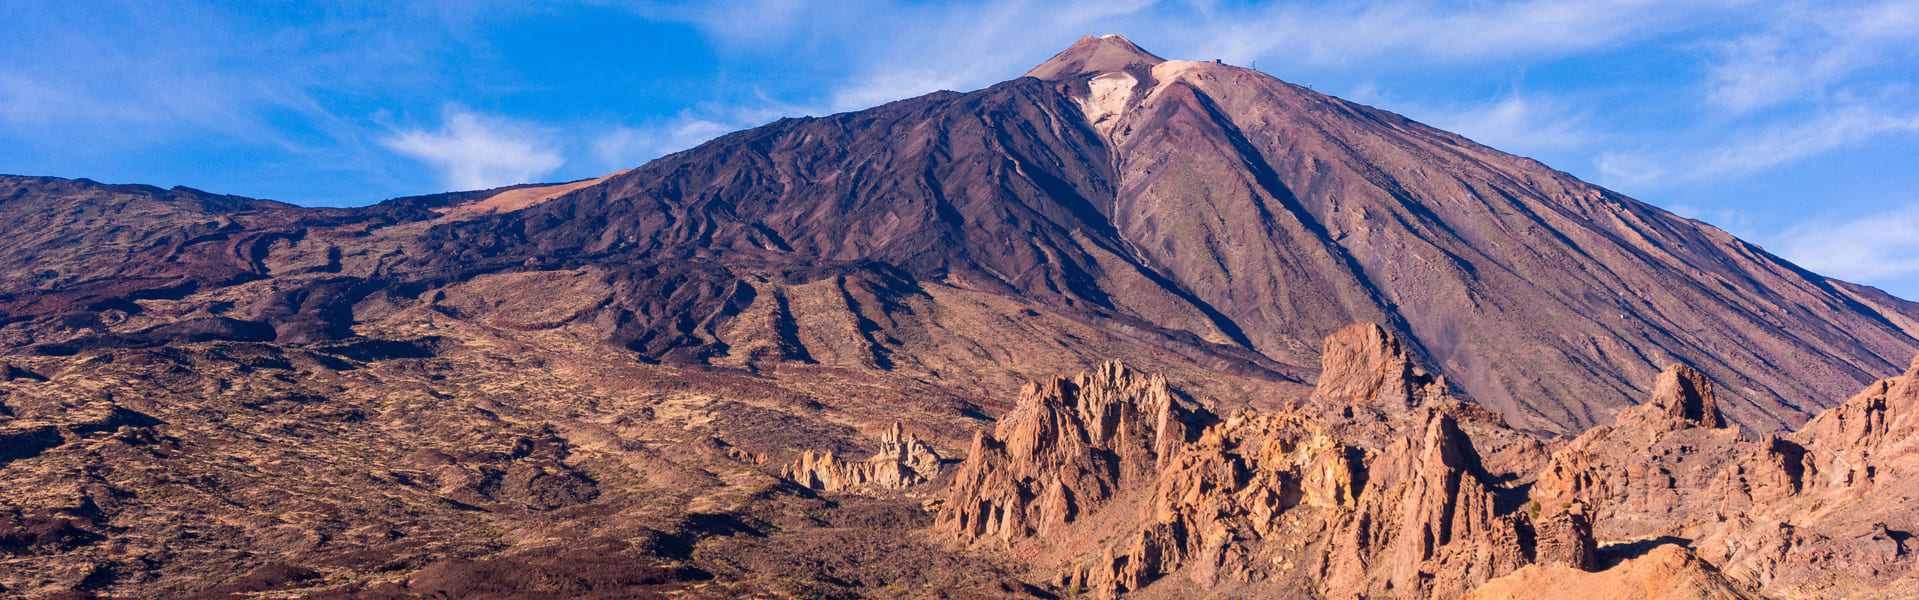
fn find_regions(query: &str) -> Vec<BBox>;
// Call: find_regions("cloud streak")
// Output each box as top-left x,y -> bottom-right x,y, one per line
1704,0 -> 1919,113
1186,0 -> 1740,67
382,108 -> 564,191
1779,202 -> 1919,289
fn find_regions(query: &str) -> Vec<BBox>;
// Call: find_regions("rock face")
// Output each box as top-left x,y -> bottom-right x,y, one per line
782,423 -> 943,491
1311,323 -> 1450,409
1794,354 -> 1919,496
1318,410 -> 1535,600
1648,365 -> 1725,429
1527,362 -> 1774,540
933,337 -> 1919,600
941,325 -> 1593,599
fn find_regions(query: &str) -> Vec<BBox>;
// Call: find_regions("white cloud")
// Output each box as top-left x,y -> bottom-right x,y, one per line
662,0 -> 1161,113
593,118 -> 734,170
828,69 -> 970,112
1423,93 -> 1595,156
1594,151 -> 1667,189
1778,202 -> 1919,287
589,96 -> 816,170
1587,103 -> 1919,190
1704,0 -> 1919,113
1187,0 -> 1744,67
382,108 -> 564,190
1692,105 -> 1919,178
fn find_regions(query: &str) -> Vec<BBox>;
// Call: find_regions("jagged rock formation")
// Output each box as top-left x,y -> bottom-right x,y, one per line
1318,410 -> 1533,600
940,325 -> 1594,599
935,335 -> 1917,599
1311,322 -> 1450,409
782,423 -> 943,491
1794,354 -> 1919,498
938,361 -> 1187,544
1524,356 -> 1919,598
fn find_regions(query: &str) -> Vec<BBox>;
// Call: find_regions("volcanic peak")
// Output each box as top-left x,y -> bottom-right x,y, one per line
1025,34 -> 1165,81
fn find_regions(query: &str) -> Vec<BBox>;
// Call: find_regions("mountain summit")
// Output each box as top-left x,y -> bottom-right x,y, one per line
1025,34 -> 1165,81
5,37 -> 1918,436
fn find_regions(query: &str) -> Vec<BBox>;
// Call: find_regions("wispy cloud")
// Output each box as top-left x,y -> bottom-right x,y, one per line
1693,105 -> 1919,177
662,0 -> 1161,112
593,118 -> 734,171
1704,0 -> 1919,113
1597,103 -> 1919,187
589,94 -> 815,170
1419,92 -> 1598,156
1778,201 -> 1919,285
1186,0 -> 1743,67
382,107 -> 564,190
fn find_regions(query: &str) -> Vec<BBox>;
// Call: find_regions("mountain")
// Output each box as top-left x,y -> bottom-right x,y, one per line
414,33 -> 1919,432
3,35 -> 1919,599
12,36 -> 1915,433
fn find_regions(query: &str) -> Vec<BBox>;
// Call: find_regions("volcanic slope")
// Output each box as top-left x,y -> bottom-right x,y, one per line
406,35 -> 1917,432
6,36 -> 1919,436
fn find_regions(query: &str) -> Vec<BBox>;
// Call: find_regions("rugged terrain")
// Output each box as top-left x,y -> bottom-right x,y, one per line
3,35 -> 1918,599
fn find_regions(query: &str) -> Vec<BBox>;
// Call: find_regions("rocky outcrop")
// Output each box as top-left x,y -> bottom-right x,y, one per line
1531,502 -> 1597,571
1530,363 -> 1752,539
942,327 -> 1594,599
938,361 -> 1187,543
1697,353 -> 1919,598
1312,323 -> 1450,409
1792,354 -> 1919,496
1518,356 -> 1919,599
1466,544 -> 1764,600
1648,365 -> 1726,429
782,423 -> 942,491
1319,411 -> 1536,600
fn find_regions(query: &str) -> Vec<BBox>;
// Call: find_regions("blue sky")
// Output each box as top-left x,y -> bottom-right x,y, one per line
2,1 -> 1916,299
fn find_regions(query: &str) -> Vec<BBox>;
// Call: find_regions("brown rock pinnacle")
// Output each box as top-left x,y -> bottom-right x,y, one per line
1530,364 -> 1749,539
1321,410 -> 1540,600
1313,322 -> 1450,409
1648,364 -> 1725,429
